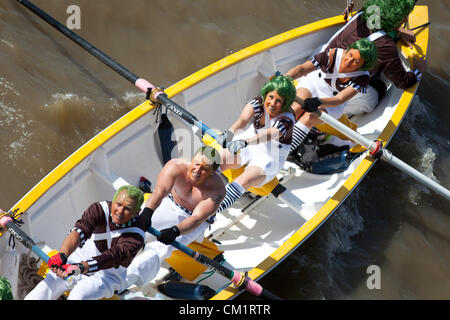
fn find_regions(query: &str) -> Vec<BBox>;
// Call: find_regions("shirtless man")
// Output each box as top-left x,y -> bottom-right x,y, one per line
125,145 -> 225,288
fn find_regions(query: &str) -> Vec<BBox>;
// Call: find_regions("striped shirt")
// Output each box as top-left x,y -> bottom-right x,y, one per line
248,96 -> 294,145
310,48 -> 370,94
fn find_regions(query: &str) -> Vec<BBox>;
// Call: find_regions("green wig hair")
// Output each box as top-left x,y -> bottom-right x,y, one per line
347,38 -> 378,70
362,0 -> 416,33
0,277 -> 13,300
113,185 -> 145,214
260,75 -> 296,112
195,145 -> 222,171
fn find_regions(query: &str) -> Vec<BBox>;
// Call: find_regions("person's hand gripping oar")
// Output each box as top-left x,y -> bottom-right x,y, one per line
0,209 -> 82,281
147,226 -> 281,300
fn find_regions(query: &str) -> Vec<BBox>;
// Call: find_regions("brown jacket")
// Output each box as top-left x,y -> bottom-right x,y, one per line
73,201 -> 145,272
326,13 -> 419,89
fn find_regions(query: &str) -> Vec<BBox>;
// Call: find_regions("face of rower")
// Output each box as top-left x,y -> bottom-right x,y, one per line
340,49 -> 365,73
264,90 -> 286,118
111,191 -> 139,225
188,154 -> 215,185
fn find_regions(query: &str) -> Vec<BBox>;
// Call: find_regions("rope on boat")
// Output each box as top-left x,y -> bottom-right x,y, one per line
17,252 -> 43,300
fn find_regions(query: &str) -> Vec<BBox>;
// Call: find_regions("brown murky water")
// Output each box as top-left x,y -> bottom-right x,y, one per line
0,0 -> 448,299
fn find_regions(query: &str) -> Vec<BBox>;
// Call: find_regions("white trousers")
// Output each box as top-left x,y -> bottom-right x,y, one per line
296,71 -> 345,120
124,196 -> 209,288
24,239 -> 127,300
343,85 -> 379,116
232,125 -> 290,186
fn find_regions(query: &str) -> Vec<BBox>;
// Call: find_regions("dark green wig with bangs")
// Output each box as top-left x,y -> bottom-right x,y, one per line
362,0 -> 416,33
260,75 -> 296,112
347,38 -> 378,70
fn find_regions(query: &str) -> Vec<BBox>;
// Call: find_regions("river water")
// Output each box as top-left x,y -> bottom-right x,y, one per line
0,0 -> 448,299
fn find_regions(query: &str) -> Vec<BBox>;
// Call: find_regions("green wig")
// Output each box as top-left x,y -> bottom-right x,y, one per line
0,277 -> 13,300
113,185 -> 145,214
195,145 -> 222,171
347,38 -> 378,70
260,75 -> 296,112
362,0 -> 416,33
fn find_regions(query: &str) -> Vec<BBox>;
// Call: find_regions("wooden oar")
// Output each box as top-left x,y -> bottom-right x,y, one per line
16,0 -> 222,144
294,97 -> 450,201
147,226 -> 281,300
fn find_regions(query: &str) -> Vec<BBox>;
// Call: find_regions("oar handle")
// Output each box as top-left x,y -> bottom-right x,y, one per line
1,214 -> 86,282
146,226 -> 281,299
409,21 -> 430,31
0,215 -> 49,263
317,110 -> 450,200
294,97 -> 376,151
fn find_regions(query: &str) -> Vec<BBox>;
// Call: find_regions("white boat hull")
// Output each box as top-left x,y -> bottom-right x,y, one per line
0,6 -> 428,300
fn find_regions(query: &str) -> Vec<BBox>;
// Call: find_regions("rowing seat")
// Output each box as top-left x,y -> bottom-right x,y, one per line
164,238 -> 223,281
222,166 -> 279,196
201,133 -> 279,197
315,114 -> 367,153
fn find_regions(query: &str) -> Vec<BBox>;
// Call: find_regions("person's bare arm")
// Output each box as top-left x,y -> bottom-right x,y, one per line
50,230 -> 90,277
177,175 -> 225,235
146,159 -> 182,210
285,60 -> 316,80
245,127 -> 281,145
177,192 -> 224,235
319,86 -> 358,107
59,230 -> 81,257
229,103 -> 255,133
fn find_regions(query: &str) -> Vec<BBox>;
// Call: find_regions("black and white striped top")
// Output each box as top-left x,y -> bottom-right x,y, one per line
248,96 -> 294,145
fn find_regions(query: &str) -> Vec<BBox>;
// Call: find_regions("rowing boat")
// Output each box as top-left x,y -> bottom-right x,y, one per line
0,4 -> 430,300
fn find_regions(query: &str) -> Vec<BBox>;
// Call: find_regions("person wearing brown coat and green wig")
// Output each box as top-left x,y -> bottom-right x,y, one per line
285,38 -> 377,151
288,0 -> 425,117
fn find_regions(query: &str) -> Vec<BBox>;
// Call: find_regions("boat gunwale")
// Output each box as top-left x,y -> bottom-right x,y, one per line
211,6 -> 428,299
6,14 -> 346,222
4,5 -> 428,301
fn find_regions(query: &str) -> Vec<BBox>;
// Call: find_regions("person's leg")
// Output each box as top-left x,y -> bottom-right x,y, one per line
290,87 -> 315,151
343,85 -> 379,116
125,197 -> 210,289
67,274 -> 107,300
216,166 -> 265,213
24,271 -> 71,300
219,148 -> 242,172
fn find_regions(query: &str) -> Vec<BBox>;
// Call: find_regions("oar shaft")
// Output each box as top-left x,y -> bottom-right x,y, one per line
17,0 -> 139,84
147,226 -> 281,299
295,97 -> 373,150
17,0 -> 221,141
302,101 -> 450,200
0,216 -> 49,263
410,22 -> 431,31
380,150 -> 450,200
